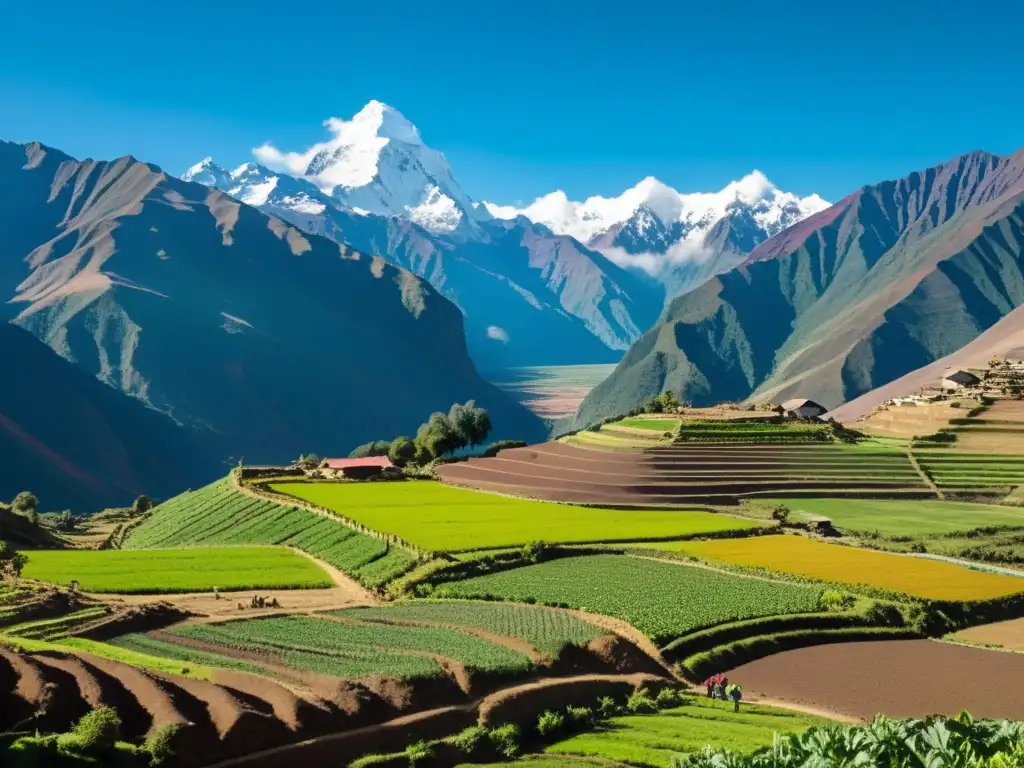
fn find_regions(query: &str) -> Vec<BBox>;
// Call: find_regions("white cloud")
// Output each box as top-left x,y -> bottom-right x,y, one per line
601,239 -> 716,276
486,325 -> 510,343
252,142 -> 317,176
483,201 -> 521,219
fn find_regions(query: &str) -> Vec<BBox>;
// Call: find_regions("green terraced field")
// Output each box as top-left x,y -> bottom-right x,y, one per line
335,600 -> 605,655
168,615 -> 533,678
107,633 -> 269,675
124,478 -> 416,587
617,418 -> 681,431
675,420 -> 832,443
22,547 -> 331,593
268,482 -> 758,552
759,498 -> 1024,536
434,555 -> 821,644
544,696 -> 827,767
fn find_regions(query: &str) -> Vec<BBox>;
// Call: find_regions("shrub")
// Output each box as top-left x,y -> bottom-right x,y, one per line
655,687 -> 685,709
565,705 -> 594,728
68,707 -> 121,751
146,723 -> 182,765
819,590 -> 856,612
864,602 -> 904,627
132,495 -> 154,515
626,687 -> 658,714
488,723 -> 521,758
536,709 -> 565,737
522,541 -> 550,563
598,695 -> 621,719
450,725 -> 489,756
388,436 -> 418,467
405,740 -> 434,767
772,505 -> 790,524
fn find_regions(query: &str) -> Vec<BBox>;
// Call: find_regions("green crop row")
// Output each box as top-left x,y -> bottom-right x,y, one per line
106,633 -> 269,675
336,600 -> 605,656
124,478 -> 415,588
4,607 -> 109,640
169,615 -> 533,677
435,555 -> 822,646
679,627 -> 919,680
660,611 -> 874,660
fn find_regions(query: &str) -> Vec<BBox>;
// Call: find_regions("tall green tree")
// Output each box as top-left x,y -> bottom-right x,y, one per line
11,491 -> 38,515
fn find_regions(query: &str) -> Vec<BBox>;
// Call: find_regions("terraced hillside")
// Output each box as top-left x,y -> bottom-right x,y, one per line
436,441 -> 932,505
123,476 -> 417,588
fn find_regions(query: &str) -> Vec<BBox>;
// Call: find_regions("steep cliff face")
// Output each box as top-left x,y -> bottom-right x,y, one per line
1,141 -> 544,468
573,150 -> 1024,427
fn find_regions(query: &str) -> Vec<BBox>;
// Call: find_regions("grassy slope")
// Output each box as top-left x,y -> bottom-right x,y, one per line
760,498 -> 1024,536
21,547 -> 331,593
269,481 -> 757,552
124,477 -> 416,587
435,554 -> 820,644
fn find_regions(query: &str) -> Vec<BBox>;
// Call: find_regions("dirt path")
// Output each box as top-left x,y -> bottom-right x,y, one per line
288,549 -> 379,604
906,449 -> 944,499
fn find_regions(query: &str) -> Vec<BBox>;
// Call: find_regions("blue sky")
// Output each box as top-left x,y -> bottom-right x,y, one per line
1,0 -> 1021,204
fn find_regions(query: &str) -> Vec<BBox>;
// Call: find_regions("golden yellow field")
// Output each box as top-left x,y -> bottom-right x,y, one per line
676,535 -> 1024,601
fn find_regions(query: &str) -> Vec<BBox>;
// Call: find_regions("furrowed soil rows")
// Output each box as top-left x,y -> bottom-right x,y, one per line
727,639 -> 1024,721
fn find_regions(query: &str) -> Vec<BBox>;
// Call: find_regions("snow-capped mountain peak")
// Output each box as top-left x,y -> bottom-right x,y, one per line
246,101 -> 477,233
182,157 -> 231,188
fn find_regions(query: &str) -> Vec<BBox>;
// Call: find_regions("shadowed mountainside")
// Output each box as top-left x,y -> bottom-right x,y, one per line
0,141 -> 544,469
0,323 -> 217,511
573,149 -> 1024,427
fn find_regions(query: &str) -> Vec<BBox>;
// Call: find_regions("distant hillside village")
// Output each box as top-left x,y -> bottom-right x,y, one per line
879,358 -> 1024,410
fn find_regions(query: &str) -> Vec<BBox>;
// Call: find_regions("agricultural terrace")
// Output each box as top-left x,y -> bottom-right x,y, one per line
758,498 -> 1024,537
21,547 -> 331,593
123,477 -> 416,587
434,554 -> 822,645
165,615 -> 533,678
267,481 -> 756,552
675,536 -> 1024,601
944,399 -> 1024,455
674,419 -> 833,443
545,696 -> 827,767
617,418 -> 681,431
334,600 -> 605,656
913,451 -> 1024,496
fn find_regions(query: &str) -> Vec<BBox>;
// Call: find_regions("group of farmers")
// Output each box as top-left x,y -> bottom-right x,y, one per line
703,673 -> 743,711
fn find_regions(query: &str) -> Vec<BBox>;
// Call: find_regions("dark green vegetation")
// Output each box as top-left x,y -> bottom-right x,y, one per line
674,420 -> 832,443
123,477 -> 417,587
0,139 -> 543,478
350,400 -> 493,467
335,600 -> 605,656
574,150 -> 1024,426
434,554 -> 822,645
0,324 -> 215,513
166,615 -> 532,678
676,712 -> 1024,767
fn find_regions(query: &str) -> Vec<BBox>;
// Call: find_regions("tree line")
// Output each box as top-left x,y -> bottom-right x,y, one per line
349,400 -> 493,468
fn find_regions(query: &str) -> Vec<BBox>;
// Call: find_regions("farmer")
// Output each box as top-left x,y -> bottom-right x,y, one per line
726,683 -> 743,712
704,676 -> 715,698
717,675 -> 729,700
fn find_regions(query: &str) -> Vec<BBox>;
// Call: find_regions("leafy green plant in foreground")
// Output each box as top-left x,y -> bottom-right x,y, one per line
674,712 -> 1024,767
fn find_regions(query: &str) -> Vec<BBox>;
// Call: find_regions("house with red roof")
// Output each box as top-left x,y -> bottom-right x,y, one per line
321,456 -> 393,479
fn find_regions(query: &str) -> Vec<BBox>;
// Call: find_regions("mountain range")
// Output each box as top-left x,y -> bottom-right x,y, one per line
574,148 -> 1024,428
185,101 -> 827,370
1,139 -> 545,509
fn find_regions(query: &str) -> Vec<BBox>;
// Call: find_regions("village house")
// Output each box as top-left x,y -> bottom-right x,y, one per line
777,398 -> 828,420
320,456 -> 393,479
941,369 -> 981,390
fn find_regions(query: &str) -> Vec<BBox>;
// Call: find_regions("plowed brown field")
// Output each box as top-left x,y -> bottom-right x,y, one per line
727,639 -> 1024,721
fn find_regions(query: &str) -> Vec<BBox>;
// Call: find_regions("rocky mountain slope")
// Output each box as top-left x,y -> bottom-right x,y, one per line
0,140 -> 544,469
0,323 -> 216,512
487,172 -> 829,299
573,149 -> 1024,427
185,151 -> 662,370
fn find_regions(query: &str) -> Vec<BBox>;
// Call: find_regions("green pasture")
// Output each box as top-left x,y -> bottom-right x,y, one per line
268,481 -> 757,552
